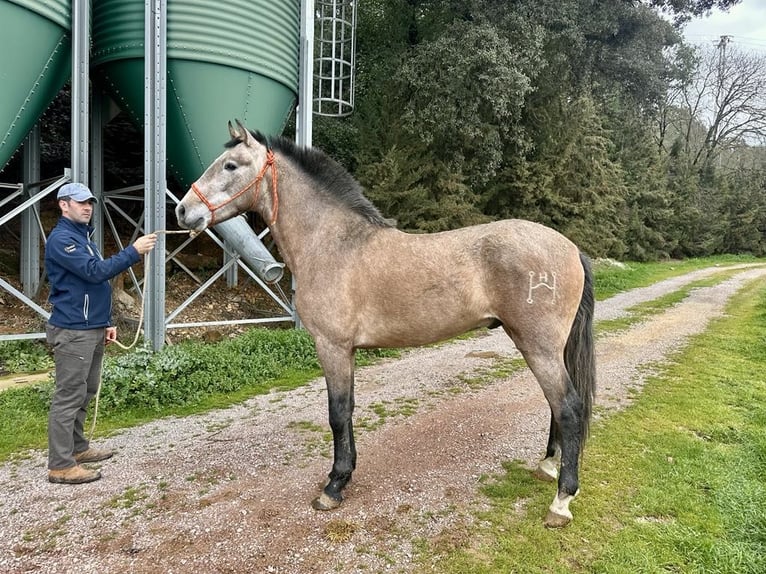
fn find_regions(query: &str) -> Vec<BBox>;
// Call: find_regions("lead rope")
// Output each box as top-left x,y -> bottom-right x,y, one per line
88,229 -> 192,440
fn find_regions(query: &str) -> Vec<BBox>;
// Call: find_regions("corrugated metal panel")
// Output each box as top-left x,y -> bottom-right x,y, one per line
93,0 -> 299,91
0,0 -> 70,169
6,0 -> 71,29
92,0 -> 300,186
92,1 -> 142,58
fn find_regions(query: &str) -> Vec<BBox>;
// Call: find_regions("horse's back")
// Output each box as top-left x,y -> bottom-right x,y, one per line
475,219 -> 582,278
396,219 -> 582,288
324,218 -> 584,349
418,218 -> 584,344
476,219 -> 579,252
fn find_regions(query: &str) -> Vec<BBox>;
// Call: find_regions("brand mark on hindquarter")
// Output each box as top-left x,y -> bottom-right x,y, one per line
527,271 -> 557,304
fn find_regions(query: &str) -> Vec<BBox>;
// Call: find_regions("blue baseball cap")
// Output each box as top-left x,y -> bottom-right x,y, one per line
57,182 -> 97,203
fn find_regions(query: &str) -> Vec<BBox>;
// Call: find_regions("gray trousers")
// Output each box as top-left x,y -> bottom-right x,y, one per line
46,325 -> 105,470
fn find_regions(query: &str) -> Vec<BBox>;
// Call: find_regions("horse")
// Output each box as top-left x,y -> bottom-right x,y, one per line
176,120 -> 596,528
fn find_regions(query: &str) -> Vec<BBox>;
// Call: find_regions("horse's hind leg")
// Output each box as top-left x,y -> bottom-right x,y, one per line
522,351 -> 583,527
312,340 -> 357,511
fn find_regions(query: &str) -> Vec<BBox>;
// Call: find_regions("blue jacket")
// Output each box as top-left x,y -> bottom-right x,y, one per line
45,217 -> 141,330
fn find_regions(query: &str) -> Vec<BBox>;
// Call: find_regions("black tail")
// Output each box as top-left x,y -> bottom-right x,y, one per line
564,252 -> 596,449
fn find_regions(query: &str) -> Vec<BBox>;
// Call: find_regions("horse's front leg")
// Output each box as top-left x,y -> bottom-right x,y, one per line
312,340 -> 356,511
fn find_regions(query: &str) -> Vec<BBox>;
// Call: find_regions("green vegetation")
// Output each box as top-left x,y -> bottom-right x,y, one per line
0,329 -> 396,459
107,485 -> 149,510
419,276 -> 766,573
287,420 -> 333,457
0,339 -> 53,373
97,327 -> 320,412
358,397 -> 421,431
592,255 -> 759,300
454,357 -> 528,393
338,1 -> 766,261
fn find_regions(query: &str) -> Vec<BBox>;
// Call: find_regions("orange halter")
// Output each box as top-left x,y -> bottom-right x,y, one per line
191,149 -> 278,227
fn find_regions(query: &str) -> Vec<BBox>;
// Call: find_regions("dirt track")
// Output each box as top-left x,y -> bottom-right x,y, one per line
1,264 -> 764,574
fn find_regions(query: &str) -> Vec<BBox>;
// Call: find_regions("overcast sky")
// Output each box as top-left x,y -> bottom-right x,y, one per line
682,0 -> 766,54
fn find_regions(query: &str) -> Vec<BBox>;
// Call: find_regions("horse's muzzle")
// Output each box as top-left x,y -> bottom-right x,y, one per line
175,202 -> 204,231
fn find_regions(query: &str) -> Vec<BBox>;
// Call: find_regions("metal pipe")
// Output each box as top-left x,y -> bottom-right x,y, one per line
0,175 -> 68,227
71,0 -> 89,184
22,125 -> 41,297
214,217 -> 285,284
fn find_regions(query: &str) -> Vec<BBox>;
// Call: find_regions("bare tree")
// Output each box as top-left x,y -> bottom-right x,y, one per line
664,42 -> 766,169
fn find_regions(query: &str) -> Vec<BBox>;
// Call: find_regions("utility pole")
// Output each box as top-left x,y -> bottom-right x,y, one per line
716,35 -> 732,103
714,35 -> 732,165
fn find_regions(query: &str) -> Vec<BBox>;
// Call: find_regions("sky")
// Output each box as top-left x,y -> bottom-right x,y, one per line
682,0 -> 766,54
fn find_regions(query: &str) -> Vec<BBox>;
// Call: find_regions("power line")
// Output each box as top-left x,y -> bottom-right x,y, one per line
684,34 -> 766,54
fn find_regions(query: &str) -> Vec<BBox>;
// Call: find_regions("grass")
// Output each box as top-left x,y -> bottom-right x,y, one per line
357,397 -> 421,431
592,254 -> 759,300
419,275 -> 766,573
446,357 -> 528,395
595,267 -> 745,335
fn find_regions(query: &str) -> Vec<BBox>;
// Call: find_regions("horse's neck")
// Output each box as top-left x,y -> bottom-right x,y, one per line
268,179 -> 374,276
266,178 -> 326,269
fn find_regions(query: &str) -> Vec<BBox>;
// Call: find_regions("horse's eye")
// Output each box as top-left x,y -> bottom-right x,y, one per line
224,161 -> 237,172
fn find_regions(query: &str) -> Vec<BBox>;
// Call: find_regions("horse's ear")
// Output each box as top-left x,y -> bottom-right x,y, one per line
235,119 -> 250,145
228,120 -> 238,140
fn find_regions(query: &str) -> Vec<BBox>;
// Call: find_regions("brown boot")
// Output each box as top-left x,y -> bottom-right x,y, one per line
48,465 -> 101,484
74,447 -> 114,463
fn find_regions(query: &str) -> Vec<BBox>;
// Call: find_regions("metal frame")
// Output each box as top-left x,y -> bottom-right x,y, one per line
71,0 -> 90,186
0,172 -> 69,341
144,0 -> 168,350
21,126 -> 41,298
0,178 -> 295,342
1,0 -> 326,344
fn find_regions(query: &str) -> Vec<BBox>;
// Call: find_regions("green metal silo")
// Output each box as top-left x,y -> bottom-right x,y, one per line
91,0 -> 300,187
0,0 -> 71,170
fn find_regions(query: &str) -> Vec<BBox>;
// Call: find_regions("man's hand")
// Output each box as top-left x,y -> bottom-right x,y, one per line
105,327 -> 117,345
133,233 -> 158,255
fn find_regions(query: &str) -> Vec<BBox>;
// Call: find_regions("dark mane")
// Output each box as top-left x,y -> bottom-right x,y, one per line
226,131 -> 393,228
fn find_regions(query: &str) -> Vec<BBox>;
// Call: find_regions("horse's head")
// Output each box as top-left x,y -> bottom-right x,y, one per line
176,119 -> 275,232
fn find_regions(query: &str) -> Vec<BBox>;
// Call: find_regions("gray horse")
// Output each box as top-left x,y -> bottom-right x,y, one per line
176,120 -> 596,527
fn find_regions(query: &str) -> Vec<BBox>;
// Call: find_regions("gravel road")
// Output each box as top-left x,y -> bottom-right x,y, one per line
1,263 -> 764,574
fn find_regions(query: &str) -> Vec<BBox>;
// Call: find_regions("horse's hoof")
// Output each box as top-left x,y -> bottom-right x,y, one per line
543,510 -> 572,528
311,492 -> 342,511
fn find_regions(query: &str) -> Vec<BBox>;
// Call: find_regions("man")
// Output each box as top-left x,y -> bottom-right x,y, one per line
45,182 -> 157,484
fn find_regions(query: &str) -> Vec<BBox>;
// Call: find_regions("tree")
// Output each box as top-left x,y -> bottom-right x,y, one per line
321,0 -> 764,258
664,43 -> 766,170
359,143 -> 489,232
643,0 -> 742,24
484,95 -> 628,257
397,19 -> 538,184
